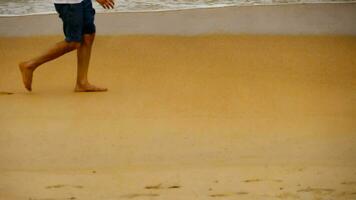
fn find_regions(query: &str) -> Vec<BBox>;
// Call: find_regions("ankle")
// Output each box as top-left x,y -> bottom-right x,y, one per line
76,80 -> 90,87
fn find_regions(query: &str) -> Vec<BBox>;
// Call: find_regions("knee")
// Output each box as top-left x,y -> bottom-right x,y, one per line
83,34 -> 95,46
66,41 -> 81,50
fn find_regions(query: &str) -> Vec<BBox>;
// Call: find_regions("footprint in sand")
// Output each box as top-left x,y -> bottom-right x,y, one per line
29,197 -> 76,200
120,193 -> 159,199
243,179 -> 283,183
0,91 -> 13,95
29,198 -> 56,200
297,187 -> 334,194
145,184 -> 181,190
243,179 -> 262,183
273,179 -> 283,183
276,192 -> 300,199
145,184 -> 163,190
341,181 -> 356,185
45,185 -> 66,189
339,191 -> 356,196
209,192 -> 249,197
210,194 -> 230,197
168,185 -> 181,189
45,185 -> 83,189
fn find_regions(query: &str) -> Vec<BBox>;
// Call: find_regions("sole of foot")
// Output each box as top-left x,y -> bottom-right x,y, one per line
74,85 -> 108,93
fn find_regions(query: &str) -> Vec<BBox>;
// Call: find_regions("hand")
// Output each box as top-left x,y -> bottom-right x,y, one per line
96,0 -> 115,9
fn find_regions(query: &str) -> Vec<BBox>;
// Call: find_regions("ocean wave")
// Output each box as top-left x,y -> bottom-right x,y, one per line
0,0 -> 355,16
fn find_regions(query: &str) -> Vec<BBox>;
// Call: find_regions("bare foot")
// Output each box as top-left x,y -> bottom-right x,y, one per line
75,83 -> 108,92
19,61 -> 36,91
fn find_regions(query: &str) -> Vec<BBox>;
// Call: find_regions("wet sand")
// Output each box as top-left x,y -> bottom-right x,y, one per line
2,4 -> 356,36
0,35 -> 356,199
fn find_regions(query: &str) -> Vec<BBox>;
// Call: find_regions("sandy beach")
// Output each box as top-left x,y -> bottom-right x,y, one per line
1,3 -> 356,36
0,34 -> 355,200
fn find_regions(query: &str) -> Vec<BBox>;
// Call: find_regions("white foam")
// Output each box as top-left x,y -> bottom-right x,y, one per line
0,0 -> 355,17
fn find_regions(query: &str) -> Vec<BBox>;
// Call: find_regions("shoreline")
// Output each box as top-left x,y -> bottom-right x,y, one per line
0,2 -> 355,17
1,3 -> 356,36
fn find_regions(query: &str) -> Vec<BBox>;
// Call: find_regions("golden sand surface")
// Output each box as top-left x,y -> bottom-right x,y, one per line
0,35 -> 356,200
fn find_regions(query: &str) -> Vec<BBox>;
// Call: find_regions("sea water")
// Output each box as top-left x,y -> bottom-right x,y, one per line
0,0 -> 354,16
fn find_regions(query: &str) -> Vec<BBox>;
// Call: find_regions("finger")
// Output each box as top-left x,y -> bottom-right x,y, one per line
109,2 -> 114,9
104,3 -> 111,9
105,0 -> 114,9
108,0 -> 115,6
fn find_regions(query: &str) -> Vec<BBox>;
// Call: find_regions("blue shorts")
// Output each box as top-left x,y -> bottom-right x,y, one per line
54,0 -> 96,42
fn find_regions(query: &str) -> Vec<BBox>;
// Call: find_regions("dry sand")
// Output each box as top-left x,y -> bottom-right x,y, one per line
0,35 -> 356,200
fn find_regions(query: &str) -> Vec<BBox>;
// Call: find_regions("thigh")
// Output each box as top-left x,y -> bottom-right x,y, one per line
82,0 -> 96,35
55,3 -> 84,42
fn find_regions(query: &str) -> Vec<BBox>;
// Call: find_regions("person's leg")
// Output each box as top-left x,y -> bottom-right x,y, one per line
75,33 -> 107,92
75,0 -> 107,92
20,2 -> 85,91
19,41 -> 80,91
